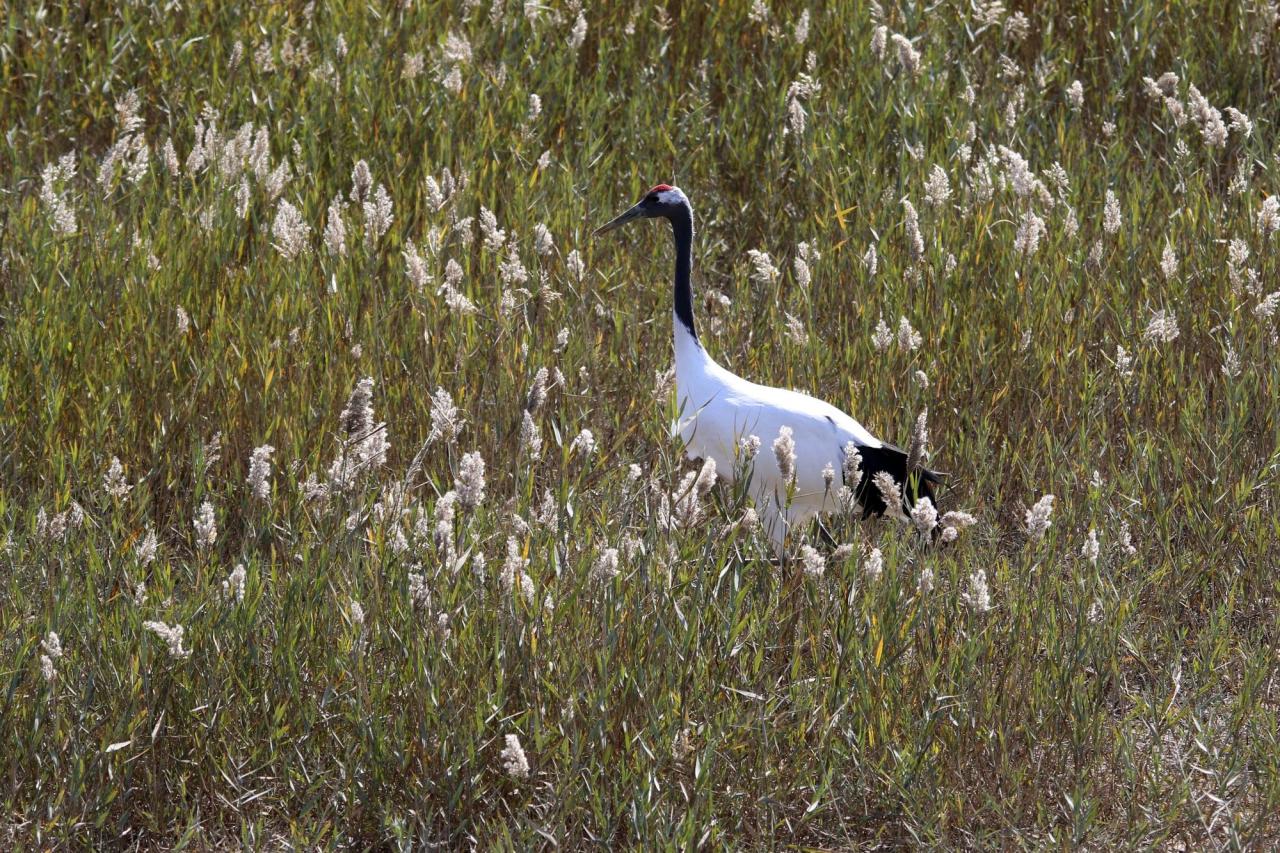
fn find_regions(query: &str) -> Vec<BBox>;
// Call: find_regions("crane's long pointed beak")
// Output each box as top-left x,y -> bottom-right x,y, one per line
593,204 -> 644,237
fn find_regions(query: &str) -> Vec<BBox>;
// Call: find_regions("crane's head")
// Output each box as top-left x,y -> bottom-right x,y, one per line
594,185 -> 689,236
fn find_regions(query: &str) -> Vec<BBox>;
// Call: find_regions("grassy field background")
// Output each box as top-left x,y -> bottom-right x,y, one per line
3,0 -> 1279,846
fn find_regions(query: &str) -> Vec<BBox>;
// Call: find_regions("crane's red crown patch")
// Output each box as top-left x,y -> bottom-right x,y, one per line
648,184 -> 674,193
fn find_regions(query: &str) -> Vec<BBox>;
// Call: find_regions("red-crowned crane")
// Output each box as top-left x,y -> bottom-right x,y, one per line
595,185 -> 941,553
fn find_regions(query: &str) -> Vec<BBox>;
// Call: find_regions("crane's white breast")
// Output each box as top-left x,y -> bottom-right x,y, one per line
677,375 -> 859,515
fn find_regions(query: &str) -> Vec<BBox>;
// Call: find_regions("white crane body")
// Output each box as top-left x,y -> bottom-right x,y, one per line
596,184 -> 939,552
673,313 -> 881,546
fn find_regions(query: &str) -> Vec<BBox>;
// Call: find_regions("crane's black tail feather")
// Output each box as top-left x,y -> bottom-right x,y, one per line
850,443 -> 944,520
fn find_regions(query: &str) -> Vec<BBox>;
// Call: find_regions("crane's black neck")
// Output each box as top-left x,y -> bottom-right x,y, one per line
669,204 -> 697,341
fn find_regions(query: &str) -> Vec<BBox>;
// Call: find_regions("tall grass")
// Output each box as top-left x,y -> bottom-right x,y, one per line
2,0 -> 1279,846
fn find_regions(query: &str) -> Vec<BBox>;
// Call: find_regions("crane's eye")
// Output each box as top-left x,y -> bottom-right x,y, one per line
644,193 -> 658,204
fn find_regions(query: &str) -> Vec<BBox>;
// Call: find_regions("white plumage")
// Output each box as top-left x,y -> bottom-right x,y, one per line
596,185 -> 938,552
673,312 -> 879,548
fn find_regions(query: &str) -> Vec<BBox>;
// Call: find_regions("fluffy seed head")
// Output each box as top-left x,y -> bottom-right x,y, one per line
246,445 -> 275,501
526,367 -> 549,412
873,471 -> 907,520
193,501 -> 217,548
906,408 -> 929,473
872,317 -> 893,352
911,496 -> 938,535
1103,189 -> 1121,235
890,33 -> 921,75
1025,494 -> 1055,541
103,457 -> 131,500
939,511 -> 978,543
1081,528 -> 1100,566
569,428 -> 597,458
799,545 -> 826,579
1255,292 -> 1280,321
897,316 -> 922,351
271,199 -> 311,259
519,411 -> 543,460
961,570 -> 992,612
41,631 -> 63,661
591,547 -> 620,584
863,546 -> 884,581
223,563 -> 247,602
363,185 -> 394,246
924,164 -> 950,207
1160,242 -> 1178,280
339,377 -> 376,438
1014,210 -> 1045,257
841,442 -> 863,487
1260,196 -> 1280,238
136,528 -> 159,565
501,733 -> 530,778
1066,80 -> 1084,110
456,451 -> 487,509
1142,309 -> 1179,345
350,159 -> 372,204
772,426 -> 796,486
902,199 -> 924,261
324,196 -> 347,256
144,621 -> 191,659
427,386 -> 465,445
